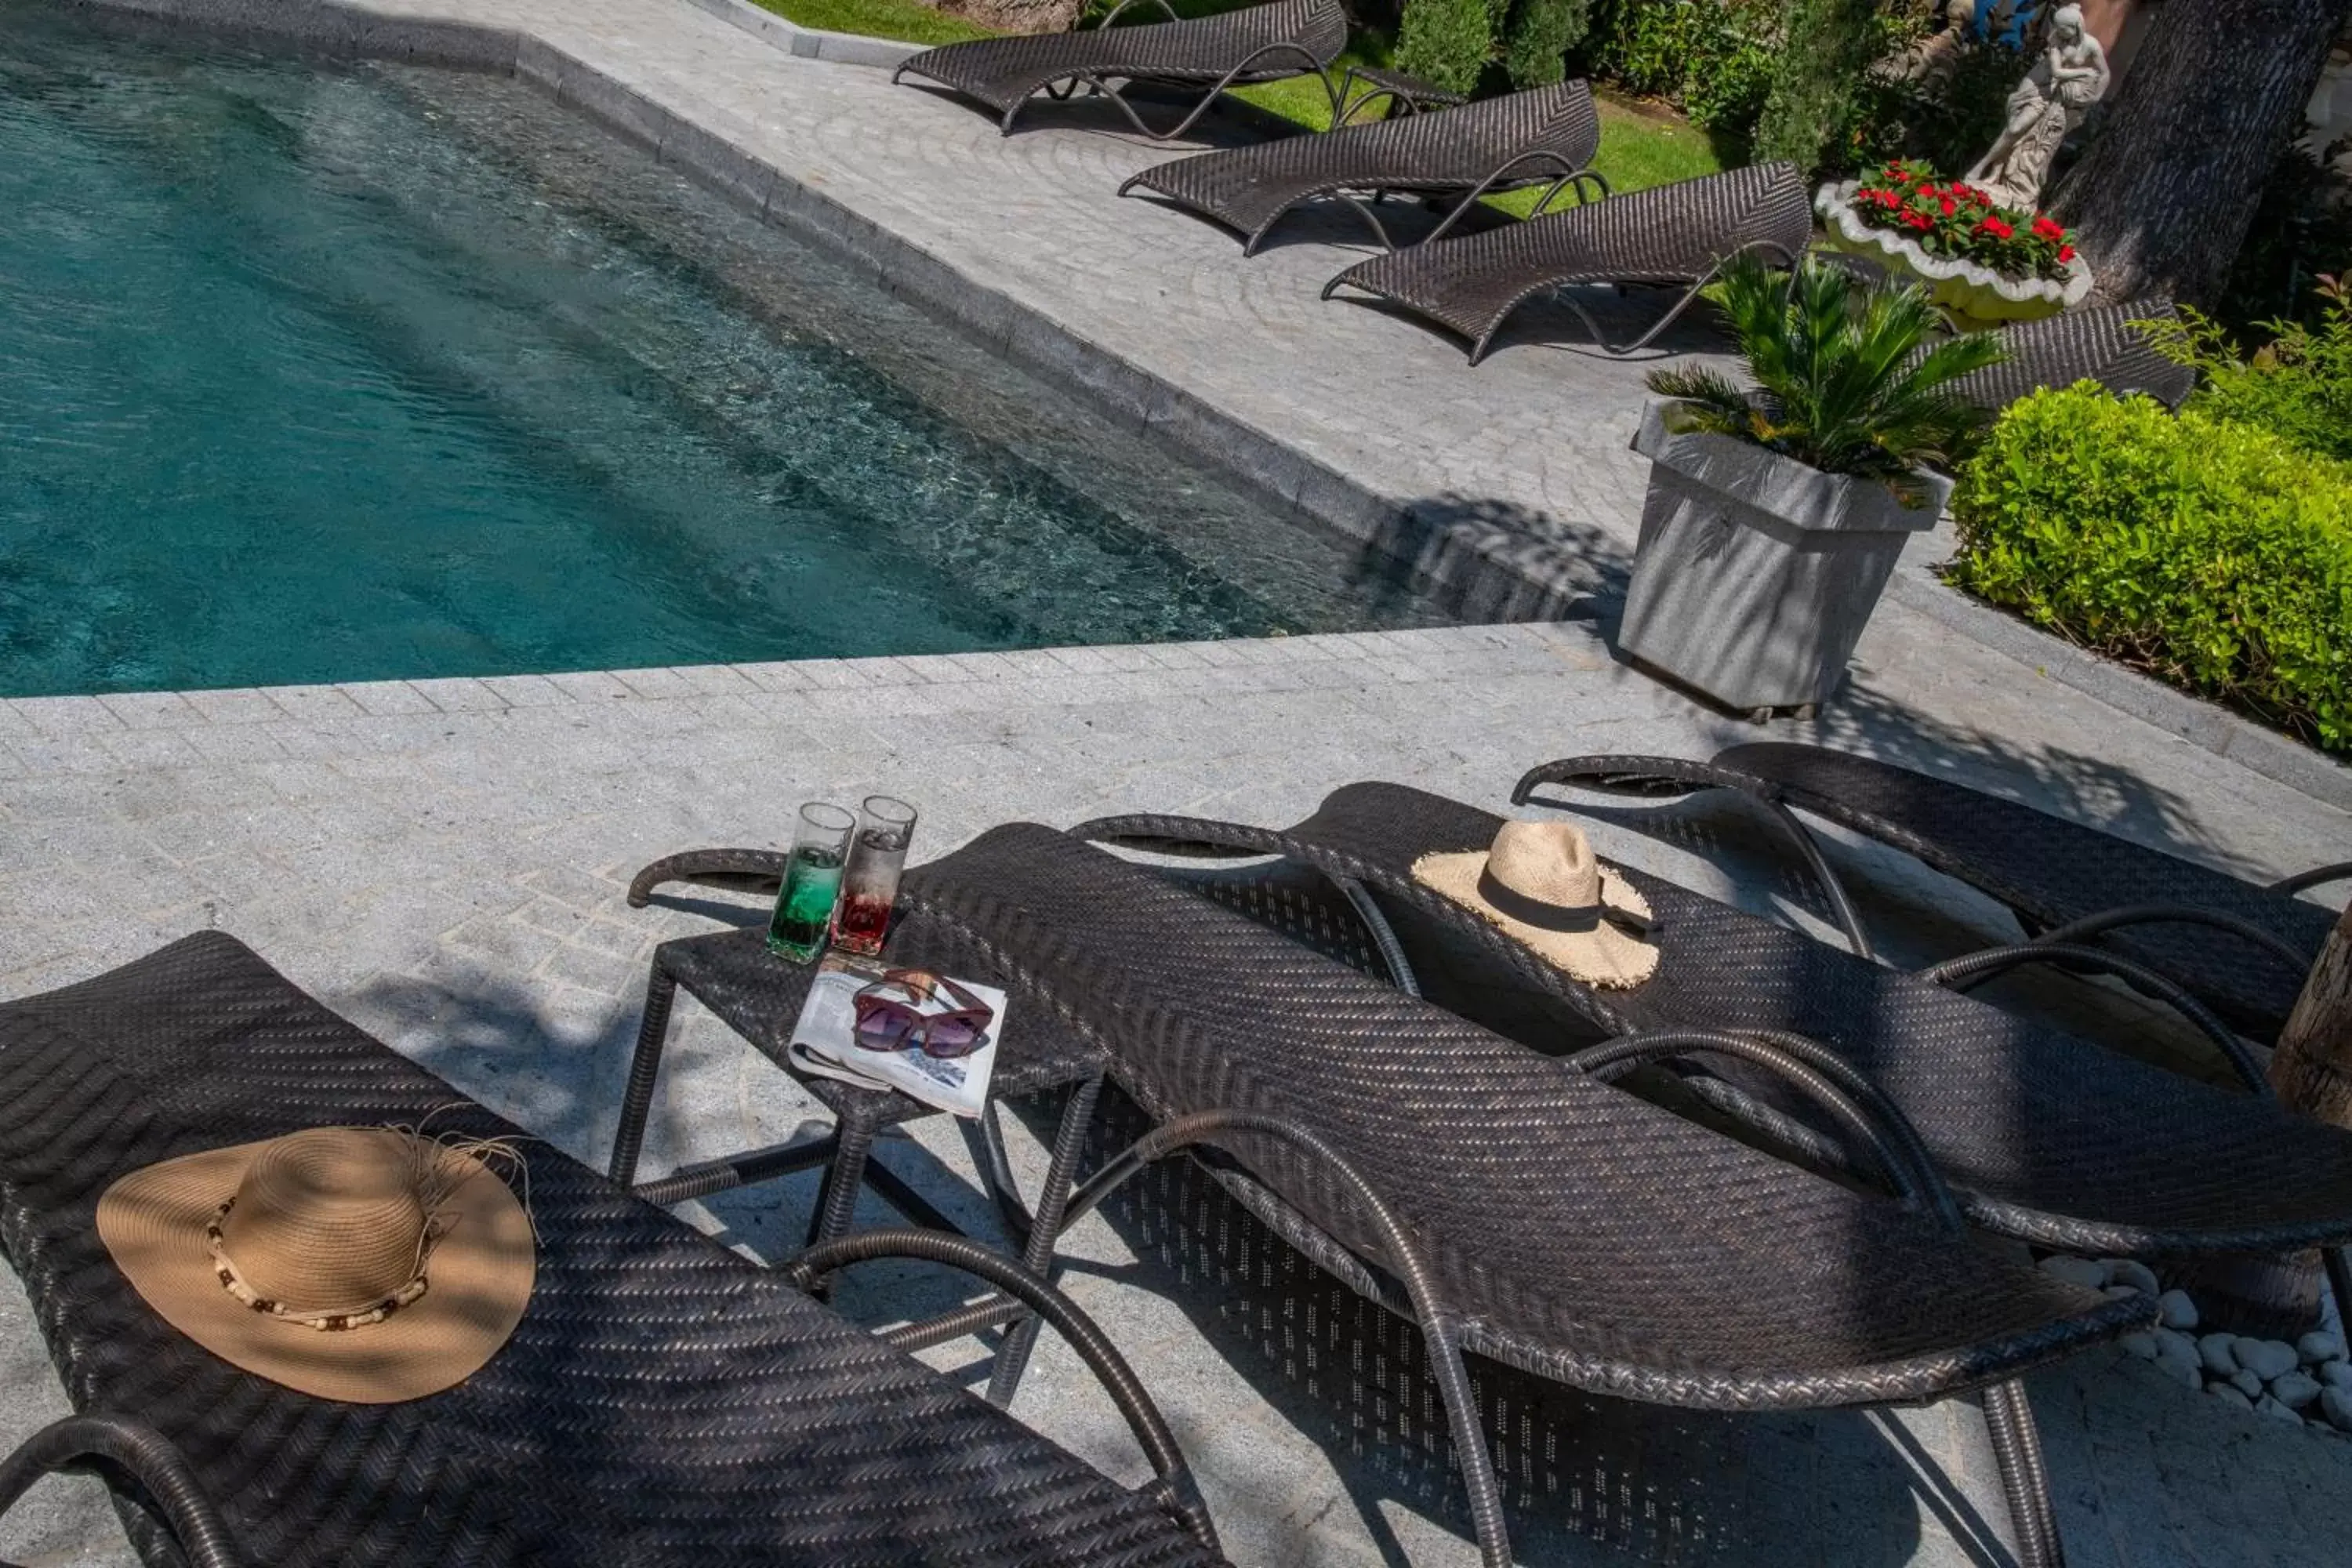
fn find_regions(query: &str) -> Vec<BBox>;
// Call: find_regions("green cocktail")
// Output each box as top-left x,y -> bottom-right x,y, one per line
767,804 -> 855,962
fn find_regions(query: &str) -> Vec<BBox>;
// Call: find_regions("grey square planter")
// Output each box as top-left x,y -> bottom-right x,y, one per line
1618,399 -> 1951,713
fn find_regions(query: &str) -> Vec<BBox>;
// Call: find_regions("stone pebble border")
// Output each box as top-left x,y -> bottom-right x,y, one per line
2058,1252 -> 2352,1436
56,0 -> 2352,812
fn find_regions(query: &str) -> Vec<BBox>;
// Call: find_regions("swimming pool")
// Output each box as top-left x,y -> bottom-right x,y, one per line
0,5 -> 1450,699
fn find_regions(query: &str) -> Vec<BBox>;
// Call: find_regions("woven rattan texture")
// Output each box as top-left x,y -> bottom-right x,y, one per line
1071,1085 -> 1741,1560
1711,742 -> 2329,1035
0,933 -> 1217,1568
897,0 -> 1347,116
1949,299 -> 2198,412
1326,162 -> 1812,346
914,825 -> 2131,1410
1258,782 -> 2352,1257
1123,80 -> 1601,249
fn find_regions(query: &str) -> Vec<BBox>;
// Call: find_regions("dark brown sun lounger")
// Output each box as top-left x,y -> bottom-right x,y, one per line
1321,160 -> 1815,360
892,0 -> 1349,139
0,933 -> 1224,1568
1949,299 -> 2197,410
1118,78 -> 1604,255
1524,743 -> 2339,1040
1072,784 -> 2352,1270
627,822 -> 2140,1568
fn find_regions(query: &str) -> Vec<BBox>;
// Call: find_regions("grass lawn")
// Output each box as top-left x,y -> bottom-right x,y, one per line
745,0 -> 1726,200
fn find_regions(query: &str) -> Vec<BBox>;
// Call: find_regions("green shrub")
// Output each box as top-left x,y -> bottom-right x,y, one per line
1750,0 -> 1876,174
2142,278 -> 2352,467
1396,0 -> 1495,96
1948,386 -> 2352,752
1583,0 -> 1778,140
1500,0 -> 1593,89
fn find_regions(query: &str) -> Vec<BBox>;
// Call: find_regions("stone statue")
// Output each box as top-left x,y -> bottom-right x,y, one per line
1964,5 -> 2111,212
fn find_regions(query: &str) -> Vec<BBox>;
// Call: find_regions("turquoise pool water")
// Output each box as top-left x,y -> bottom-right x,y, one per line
0,7 -> 1446,698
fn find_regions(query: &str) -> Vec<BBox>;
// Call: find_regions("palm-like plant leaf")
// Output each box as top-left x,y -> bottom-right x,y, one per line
1649,252 -> 2009,500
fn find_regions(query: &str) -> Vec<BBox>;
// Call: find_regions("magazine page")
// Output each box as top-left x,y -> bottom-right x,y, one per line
785,953 -> 1005,1119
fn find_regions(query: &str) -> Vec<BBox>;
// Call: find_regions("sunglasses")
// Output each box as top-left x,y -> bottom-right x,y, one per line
851,969 -> 993,1059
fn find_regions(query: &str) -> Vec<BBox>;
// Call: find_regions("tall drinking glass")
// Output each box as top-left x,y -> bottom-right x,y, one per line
833,795 -> 917,957
767,802 -> 855,962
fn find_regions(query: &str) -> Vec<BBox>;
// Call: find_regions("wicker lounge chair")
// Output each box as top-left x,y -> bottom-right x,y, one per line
1071,784 -> 2352,1276
0,932 -> 1224,1568
1320,160 -> 1815,360
1523,743 -> 2342,1043
1117,79 -> 1605,255
891,0 -> 1348,139
625,823 -> 2140,1568
1949,299 -> 2197,410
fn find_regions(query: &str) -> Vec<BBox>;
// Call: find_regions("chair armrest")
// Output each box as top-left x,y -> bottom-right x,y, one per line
0,1415 -> 239,1568
784,1228 -> 1219,1558
626,847 -> 791,907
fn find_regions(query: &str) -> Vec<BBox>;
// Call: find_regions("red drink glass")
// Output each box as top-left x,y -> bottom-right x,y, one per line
833,795 -> 916,957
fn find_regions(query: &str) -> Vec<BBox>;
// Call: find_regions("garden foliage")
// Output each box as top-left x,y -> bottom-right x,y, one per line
1395,0 -> 1495,96
2143,277 -> 2352,466
1750,0 -> 1875,172
1647,253 -> 2003,499
1949,387 -> 2352,753
1501,0 -> 1593,89
1584,0 -> 1778,137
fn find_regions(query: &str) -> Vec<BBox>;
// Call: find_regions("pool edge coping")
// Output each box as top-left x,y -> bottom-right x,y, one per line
43,0 -> 2352,813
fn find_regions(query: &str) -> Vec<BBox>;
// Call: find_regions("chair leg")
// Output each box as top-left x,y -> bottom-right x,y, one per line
1983,1378 -> 2063,1568
608,959 -> 678,1187
985,1075 -> 1105,1408
807,1113 -> 880,1250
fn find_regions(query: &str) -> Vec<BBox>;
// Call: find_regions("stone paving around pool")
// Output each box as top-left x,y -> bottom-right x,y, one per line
5,0 -> 2352,1563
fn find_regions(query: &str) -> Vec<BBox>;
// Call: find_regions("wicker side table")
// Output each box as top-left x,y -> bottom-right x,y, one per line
608,898 -> 1110,1399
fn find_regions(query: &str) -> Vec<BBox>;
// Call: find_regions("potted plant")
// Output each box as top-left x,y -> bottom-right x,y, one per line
1621,253 -> 2004,719
1816,158 -> 2092,328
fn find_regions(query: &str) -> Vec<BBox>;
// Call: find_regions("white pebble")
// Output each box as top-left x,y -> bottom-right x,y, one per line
2256,1394 -> 2304,1424
2119,1330 -> 2158,1359
2237,1339 -> 2302,1381
2320,1359 -> 2352,1394
2039,1254 -> 2108,1290
2271,1370 -> 2323,1410
2156,1290 -> 2199,1330
2323,1386 -> 2352,1432
2299,1331 -> 2345,1365
2151,1329 -> 2201,1386
2198,1333 -> 2239,1376
2212,1384 -> 2256,1412
2103,1258 -> 2161,1296
2232,1367 -> 2267,1399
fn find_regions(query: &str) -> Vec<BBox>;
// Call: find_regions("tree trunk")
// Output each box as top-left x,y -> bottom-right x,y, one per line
2174,902 -> 2352,1336
2049,0 -> 2352,306
2273,902 -> 2352,1123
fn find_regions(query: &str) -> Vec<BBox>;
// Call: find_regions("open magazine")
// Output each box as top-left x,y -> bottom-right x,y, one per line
785,953 -> 1005,1119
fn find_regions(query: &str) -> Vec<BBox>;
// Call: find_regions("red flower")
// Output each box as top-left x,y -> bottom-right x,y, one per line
1916,182 -> 1936,196
1940,196 -> 1957,216
1977,216 -> 2015,240
2057,243 -> 2077,263
2032,216 -> 2065,241
1904,209 -> 1934,231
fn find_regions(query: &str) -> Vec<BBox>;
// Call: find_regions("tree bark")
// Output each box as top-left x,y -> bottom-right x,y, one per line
2049,0 -> 2352,306
2272,902 -> 2352,1124
2174,901 -> 2352,1336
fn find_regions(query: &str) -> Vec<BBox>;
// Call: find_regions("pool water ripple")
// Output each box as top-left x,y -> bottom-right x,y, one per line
0,5 -> 1449,697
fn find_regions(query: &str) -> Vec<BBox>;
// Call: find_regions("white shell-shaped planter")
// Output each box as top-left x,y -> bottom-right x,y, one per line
1814,181 -> 2092,328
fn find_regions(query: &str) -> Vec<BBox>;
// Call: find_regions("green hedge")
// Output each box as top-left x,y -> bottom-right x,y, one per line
1396,0 -> 1495,96
1948,387 -> 2352,753
1501,0 -> 1594,89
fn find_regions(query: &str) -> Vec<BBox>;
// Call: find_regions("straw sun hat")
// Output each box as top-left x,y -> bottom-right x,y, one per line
1412,819 -> 1659,989
96,1126 -> 535,1405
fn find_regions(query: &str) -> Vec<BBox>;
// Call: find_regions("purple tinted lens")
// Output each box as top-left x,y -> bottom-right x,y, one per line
920,1016 -> 984,1058
855,1004 -> 916,1051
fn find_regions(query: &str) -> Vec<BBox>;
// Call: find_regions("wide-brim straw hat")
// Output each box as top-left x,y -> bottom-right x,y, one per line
97,1126 -> 535,1405
1412,819 -> 1659,989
